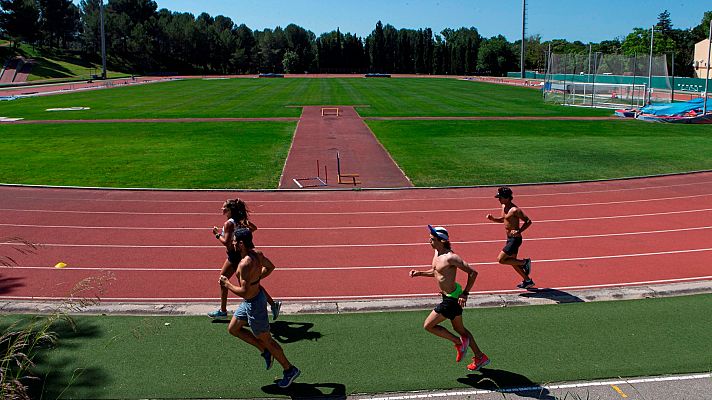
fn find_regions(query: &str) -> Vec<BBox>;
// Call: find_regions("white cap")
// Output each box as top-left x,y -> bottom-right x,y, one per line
428,225 -> 449,241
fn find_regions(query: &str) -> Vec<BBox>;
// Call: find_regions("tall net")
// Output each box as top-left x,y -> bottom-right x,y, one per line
543,53 -> 671,108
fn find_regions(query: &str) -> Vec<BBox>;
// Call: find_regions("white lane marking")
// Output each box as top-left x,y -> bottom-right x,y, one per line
2,277 -> 712,301
0,194 -> 710,216
358,373 -> 712,400
1,208 -> 712,230
2,226 -> 710,249
6,177 -> 712,203
3,249 -> 712,271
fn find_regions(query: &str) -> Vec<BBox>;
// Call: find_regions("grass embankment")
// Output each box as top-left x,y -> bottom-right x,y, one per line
0,122 -> 294,188
0,78 -> 611,120
370,119 -> 712,186
0,43 -> 127,83
7,294 -> 712,399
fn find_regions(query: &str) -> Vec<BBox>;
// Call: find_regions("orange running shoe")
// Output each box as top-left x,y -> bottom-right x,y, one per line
467,353 -> 490,371
455,336 -> 469,362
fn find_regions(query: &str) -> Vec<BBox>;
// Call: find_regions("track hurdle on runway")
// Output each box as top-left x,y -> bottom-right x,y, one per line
321,107 -> 340,117
336,151 -> 361,186
293,160 -> 328,188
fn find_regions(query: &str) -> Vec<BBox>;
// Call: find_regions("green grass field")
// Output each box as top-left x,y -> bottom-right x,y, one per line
0,78 -> 611,120
0,122 -> 294,188
369,119 -> 712,186
2,78 -> 710,188
10,294 -> 712,399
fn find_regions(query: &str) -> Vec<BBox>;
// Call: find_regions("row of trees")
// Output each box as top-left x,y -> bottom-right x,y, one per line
1,0 -> 711,77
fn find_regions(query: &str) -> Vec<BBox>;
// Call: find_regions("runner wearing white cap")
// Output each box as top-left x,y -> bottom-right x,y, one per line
409,225 -> 490,372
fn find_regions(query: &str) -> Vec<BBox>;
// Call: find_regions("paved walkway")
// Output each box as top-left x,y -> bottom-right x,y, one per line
279,106 -> 413,189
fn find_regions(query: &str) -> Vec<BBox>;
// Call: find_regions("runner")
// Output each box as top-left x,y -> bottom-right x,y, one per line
209,199 -> 282,319
409,225 -> 490,371
220,227 -> 300,388
486,187 -> 534,289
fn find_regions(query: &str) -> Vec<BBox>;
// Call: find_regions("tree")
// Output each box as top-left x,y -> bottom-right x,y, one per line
282,49 -> 298,73
38,0 -> 80,47
0,0 -> 40,46
477,35 -> 517,76
656,10 -> 673,35
691,11 -> 712,41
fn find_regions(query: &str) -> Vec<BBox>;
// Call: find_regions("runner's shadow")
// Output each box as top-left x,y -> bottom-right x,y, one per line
0,275 -> 25,294
262,382 -> 346,399
271,321 -> 323,343
519,288 -> 584,303
458,368 -> 555,399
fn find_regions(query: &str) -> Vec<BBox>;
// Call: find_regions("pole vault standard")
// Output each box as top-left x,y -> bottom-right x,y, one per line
704,18 -> 712,116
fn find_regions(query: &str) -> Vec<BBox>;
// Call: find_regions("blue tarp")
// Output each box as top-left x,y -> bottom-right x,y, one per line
640,98 -> 712,116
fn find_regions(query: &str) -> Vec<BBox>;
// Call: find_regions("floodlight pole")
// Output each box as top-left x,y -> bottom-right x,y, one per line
647,25 -> 654,105
100,0 -> 107,80
521,0 -> 526,79
704,18 -> 712,115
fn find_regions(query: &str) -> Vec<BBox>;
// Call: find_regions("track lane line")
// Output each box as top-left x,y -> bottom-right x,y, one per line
4,226 -> 710,248
4,248 -> 712,271
6,176 -> 712,203
1,276 -> 712,302
2,208 -> 712,230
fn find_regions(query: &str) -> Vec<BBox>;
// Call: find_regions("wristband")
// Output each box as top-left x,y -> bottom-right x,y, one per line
462,291 -> 469,296
215,234 -> 221,239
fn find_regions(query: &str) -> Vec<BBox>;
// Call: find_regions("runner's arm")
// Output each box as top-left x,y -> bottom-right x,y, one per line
220,261 -> 249,296
453,255 -> 477,306
516,209 -> 532,235
409,267 -> 435,278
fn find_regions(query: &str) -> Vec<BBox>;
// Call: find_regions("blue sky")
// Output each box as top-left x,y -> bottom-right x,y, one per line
100,1 -> 710,42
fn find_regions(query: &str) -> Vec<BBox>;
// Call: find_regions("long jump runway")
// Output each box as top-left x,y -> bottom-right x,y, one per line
0,172 -> 711,303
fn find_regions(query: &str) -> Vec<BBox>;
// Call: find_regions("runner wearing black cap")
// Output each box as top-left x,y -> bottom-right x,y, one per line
409,225 -> 490,372
487,187 -> 535,289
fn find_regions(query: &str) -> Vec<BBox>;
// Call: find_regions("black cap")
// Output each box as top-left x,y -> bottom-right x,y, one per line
495,186 -> 513,199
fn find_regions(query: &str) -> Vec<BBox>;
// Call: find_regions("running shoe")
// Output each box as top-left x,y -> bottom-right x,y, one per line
262,349 -> 274,370
272,300 -> 282,320
277,366 -> 301,388
456,336 -> 470,362
207,309 -> 228,319
522,258 -> 532,276
467,353 -> 490,371
517,279 -> 535,289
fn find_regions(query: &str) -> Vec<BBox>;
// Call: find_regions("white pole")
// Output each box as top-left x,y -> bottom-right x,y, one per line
521,0 -> 526,78
704,19 -> 712,115
647,25 -> 654,105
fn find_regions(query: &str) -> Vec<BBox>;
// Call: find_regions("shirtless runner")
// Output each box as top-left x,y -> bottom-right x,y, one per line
219,227 -> 300,388
486,186 -> 534,289
409,225 -> 490,371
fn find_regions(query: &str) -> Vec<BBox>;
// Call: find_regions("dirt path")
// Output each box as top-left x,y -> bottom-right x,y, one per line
279,106 -> 413,189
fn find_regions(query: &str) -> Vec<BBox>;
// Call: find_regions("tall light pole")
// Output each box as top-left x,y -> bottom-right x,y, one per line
647,25 -> 654,105
100,0 -> 107,80
521,0 -> 526,78
704,18 -> 712,115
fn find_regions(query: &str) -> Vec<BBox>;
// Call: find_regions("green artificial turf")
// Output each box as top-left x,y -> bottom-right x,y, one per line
368,119 -> 712,186
0,78 -> 611,120
7,294 -> 711,399
0,122 -> 294,189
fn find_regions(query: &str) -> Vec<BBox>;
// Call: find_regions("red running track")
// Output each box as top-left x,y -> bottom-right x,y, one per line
1,173 -> 711,303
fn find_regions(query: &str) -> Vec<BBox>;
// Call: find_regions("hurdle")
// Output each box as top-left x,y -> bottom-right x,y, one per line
321,107 -> 340,117
292,160 -> 328,188
336,151 -> 361,186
